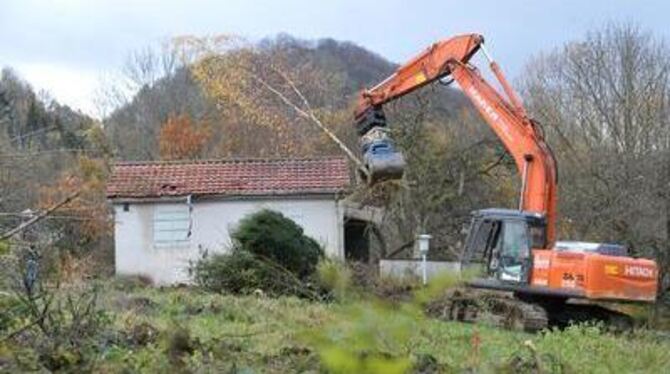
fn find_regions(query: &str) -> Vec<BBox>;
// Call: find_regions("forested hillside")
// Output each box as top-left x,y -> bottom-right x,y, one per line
103,35 -> 469,161
0,68 -> 105,232
0,35 -> 491,265
100,35 -> 498,260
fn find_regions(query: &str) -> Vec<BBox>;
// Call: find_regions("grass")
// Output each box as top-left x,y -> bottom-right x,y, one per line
3,280 -> 670,372
103,286 -> 670,372
95,287 -> 333,372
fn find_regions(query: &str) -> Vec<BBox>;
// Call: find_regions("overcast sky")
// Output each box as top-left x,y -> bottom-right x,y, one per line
1,0 -> 668,117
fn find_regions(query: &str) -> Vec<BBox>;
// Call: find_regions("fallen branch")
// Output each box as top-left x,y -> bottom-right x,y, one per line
386,239 -> 415,259
0,190 -> 81,240
241,66 -> 370,179
0,315 -> 46,343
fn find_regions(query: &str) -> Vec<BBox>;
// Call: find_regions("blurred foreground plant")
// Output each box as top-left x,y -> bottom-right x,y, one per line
303,270 -> 470,373
0,244 -> 108,371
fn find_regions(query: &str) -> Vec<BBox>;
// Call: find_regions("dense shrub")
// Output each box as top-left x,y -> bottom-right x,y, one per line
1,280 -> 108,371
191,250 -> 323,298
193,251 -> 271,294
232,209 -> 324,278
191,210 -> 324,297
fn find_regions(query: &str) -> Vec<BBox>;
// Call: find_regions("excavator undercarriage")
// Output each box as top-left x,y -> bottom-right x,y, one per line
426,288 -> 549,332
425,287 -> 635,332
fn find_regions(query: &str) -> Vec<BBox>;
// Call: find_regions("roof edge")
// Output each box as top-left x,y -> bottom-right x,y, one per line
112,156 -> 350,167
108,190 -> 348,203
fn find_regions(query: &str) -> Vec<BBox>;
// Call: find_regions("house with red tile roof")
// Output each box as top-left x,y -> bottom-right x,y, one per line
107,157 -> 352,284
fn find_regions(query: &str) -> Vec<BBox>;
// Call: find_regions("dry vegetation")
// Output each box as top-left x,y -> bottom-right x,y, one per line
1,271 -> 669,372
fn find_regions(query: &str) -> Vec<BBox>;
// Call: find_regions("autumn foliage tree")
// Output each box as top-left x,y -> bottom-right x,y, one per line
173,35 -> 365,170
158,113 -> 210,160
33,156 -> 113,279
38,157 -> 110,244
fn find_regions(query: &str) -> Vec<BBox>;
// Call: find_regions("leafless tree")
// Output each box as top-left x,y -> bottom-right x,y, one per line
521,23 -> 670,289
99,42 -> 211,160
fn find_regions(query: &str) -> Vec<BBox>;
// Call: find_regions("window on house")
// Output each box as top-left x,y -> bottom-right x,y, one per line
153,205 -> 191,247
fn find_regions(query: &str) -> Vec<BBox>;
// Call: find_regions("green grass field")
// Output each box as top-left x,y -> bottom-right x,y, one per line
96,286 -> 670,373
3,282 -> 670,373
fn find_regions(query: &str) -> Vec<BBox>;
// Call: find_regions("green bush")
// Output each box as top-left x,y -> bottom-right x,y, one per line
193,250 -> 270,294
232,209 -> 323,278
191,209 -> 325,298
191,250 -> 321,298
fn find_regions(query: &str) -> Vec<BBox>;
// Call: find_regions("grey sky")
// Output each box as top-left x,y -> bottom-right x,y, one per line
1,0 -> 667,117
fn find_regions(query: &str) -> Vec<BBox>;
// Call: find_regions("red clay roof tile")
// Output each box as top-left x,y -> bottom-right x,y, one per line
106,157 -> 351,199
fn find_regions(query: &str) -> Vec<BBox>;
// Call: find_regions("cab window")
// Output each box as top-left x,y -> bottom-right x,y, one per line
501,221 -> 530,259
529,224 -> 546,249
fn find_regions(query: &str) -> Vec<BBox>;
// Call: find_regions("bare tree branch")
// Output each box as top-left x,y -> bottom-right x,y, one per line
0,190 -> 81,240
250,69 -> 369,177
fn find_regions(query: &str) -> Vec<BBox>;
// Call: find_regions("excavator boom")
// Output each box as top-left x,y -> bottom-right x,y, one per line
354,34 -> 483,117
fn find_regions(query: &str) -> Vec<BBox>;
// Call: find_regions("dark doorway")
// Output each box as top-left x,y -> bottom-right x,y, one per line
344,219 -> 370,262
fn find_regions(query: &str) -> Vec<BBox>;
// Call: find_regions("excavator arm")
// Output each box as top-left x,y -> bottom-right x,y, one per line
354,34 -> 483,118
354,33 -> 558,247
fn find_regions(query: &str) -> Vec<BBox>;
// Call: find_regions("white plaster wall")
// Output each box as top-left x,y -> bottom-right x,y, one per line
113,196 -> 343,285
379,259 -> 461,280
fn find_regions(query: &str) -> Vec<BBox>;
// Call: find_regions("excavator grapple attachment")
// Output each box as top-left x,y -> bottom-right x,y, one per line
362,141 -> 406,184
355,106 -> 406,184
360,127 -> 406,184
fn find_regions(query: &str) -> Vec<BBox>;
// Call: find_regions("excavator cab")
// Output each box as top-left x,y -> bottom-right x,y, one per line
462,209 -> 547,285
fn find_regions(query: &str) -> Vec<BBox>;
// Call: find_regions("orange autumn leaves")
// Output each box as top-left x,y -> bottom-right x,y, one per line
38,157 -> 111,245
159,113 -> 211,160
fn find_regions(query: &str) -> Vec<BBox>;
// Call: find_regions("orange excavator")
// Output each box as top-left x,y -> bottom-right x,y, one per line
355,34 -> 658,330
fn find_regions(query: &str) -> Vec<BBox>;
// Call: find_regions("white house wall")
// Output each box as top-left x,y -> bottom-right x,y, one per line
113,196 -> 343,285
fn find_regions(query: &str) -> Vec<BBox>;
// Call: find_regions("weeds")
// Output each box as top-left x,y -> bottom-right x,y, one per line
1,245 -> 109,371
109,274 -> 154,292
2,250 -> 669,372
315,258 -> 352,301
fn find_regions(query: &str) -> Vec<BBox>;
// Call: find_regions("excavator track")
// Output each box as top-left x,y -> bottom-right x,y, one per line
425,288 -> 548,332
544,302 -> 634,331
425,287 -> 637,332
